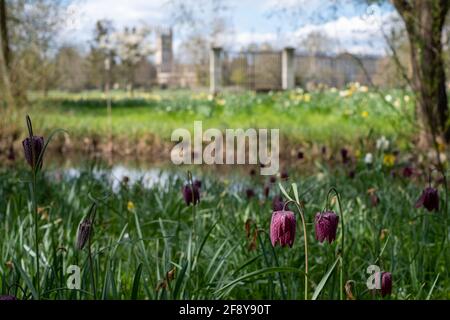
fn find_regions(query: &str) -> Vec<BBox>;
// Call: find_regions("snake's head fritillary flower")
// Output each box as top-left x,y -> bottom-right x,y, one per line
315,211 -> 339,244
402,166 -> 413,178
76,216 -> 93,250
374,271 -> 392,297
0,295 -> 17,300
182,184 -> 200,206
270,210 -> 296,248
263,185 -> 270,198
340,148 -> 349,164
348,170 -> 356,179
193,180 -> 202,189
246,188 -> 255,199
415,187 -> 439,212
368,188 -> 379,207
297,151 -> 304,160
22,136 -> 44,169
269,176 -> 277,184
280,171 -> 289,180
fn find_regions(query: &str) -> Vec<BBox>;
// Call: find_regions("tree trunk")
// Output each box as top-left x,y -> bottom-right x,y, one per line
0,0 -> 13,107
0,0 -> 9,69
393,0 -> 450,146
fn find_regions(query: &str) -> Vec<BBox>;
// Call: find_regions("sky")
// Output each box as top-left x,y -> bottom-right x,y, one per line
61,0 -> 398,56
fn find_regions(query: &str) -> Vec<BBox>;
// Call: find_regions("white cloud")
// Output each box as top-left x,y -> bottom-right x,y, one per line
59,0 -> 396,56
293,11 -> 399,55
61,0 -> 168,43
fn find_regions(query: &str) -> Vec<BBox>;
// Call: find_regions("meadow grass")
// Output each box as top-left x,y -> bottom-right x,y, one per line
26,88 -> 416,147
0,159 -> 448,300
0,88 -> 447,300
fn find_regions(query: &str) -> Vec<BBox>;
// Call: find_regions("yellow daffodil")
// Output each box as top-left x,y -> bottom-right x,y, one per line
383,154 -> 396,167
359,86 -> 369,93
361,111 -> 369,118
127,201 -> 135,211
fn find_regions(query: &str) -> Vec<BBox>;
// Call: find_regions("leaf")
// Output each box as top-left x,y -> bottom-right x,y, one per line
194,222 -> 217,270
36,128 -> 67,173
312,256 -> 340,300
292,183 -> 300,204
15,261 -> 38,300
278,183 -> 293,202
426,273 -> 440,300
215,267 -> 301,295
172,260 -> 188,299
131,263 -> 143,300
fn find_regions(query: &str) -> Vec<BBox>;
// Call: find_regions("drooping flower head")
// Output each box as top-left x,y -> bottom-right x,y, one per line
193,180 -> 202,189
340,148 -> 349,164
367,188 -> 379,207
246,188 -> 255,199
22,115 -> 44,170
22,136 -> 44,169
348,170 -> 356,179
415,187 -> 439,212
182,184 -> 200,206
315,211 -> 339,244
270,210 -> 296,248
374,271 -> 392,297
402,166 -> 414,178
76,216 -> 93,250
263,185 -> 270,198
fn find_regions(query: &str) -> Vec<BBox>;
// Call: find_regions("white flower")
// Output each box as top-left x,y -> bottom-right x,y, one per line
404,95 -> 410,103
376,136 -> 390,151
364,153 -> 373,164
385,94 -> 393,102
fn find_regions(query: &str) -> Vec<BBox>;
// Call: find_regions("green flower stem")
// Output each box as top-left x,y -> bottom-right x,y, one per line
284,200 -> 309,300
32,170 -> 40,300
327,187 -> 345,300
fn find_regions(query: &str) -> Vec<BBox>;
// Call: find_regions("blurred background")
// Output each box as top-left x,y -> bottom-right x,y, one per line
0,0 -> 449,172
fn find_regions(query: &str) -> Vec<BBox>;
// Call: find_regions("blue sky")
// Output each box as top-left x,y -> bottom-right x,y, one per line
62,0 -> 397,55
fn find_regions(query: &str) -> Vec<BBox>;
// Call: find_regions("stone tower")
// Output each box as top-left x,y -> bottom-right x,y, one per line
156,28 -> 173,86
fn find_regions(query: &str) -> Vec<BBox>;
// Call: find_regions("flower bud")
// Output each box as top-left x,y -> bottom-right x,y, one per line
76,217 -> 93,250
22,136 -> 44,169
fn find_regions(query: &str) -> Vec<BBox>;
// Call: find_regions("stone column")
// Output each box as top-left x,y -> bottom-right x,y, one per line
210,47 -> 222,94
282,47 -> 295,90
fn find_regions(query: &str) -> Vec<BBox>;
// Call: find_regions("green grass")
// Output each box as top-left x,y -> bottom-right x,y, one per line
25,88 -> 416,147
0,87 -> 447,300
0,157 -> 448,300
